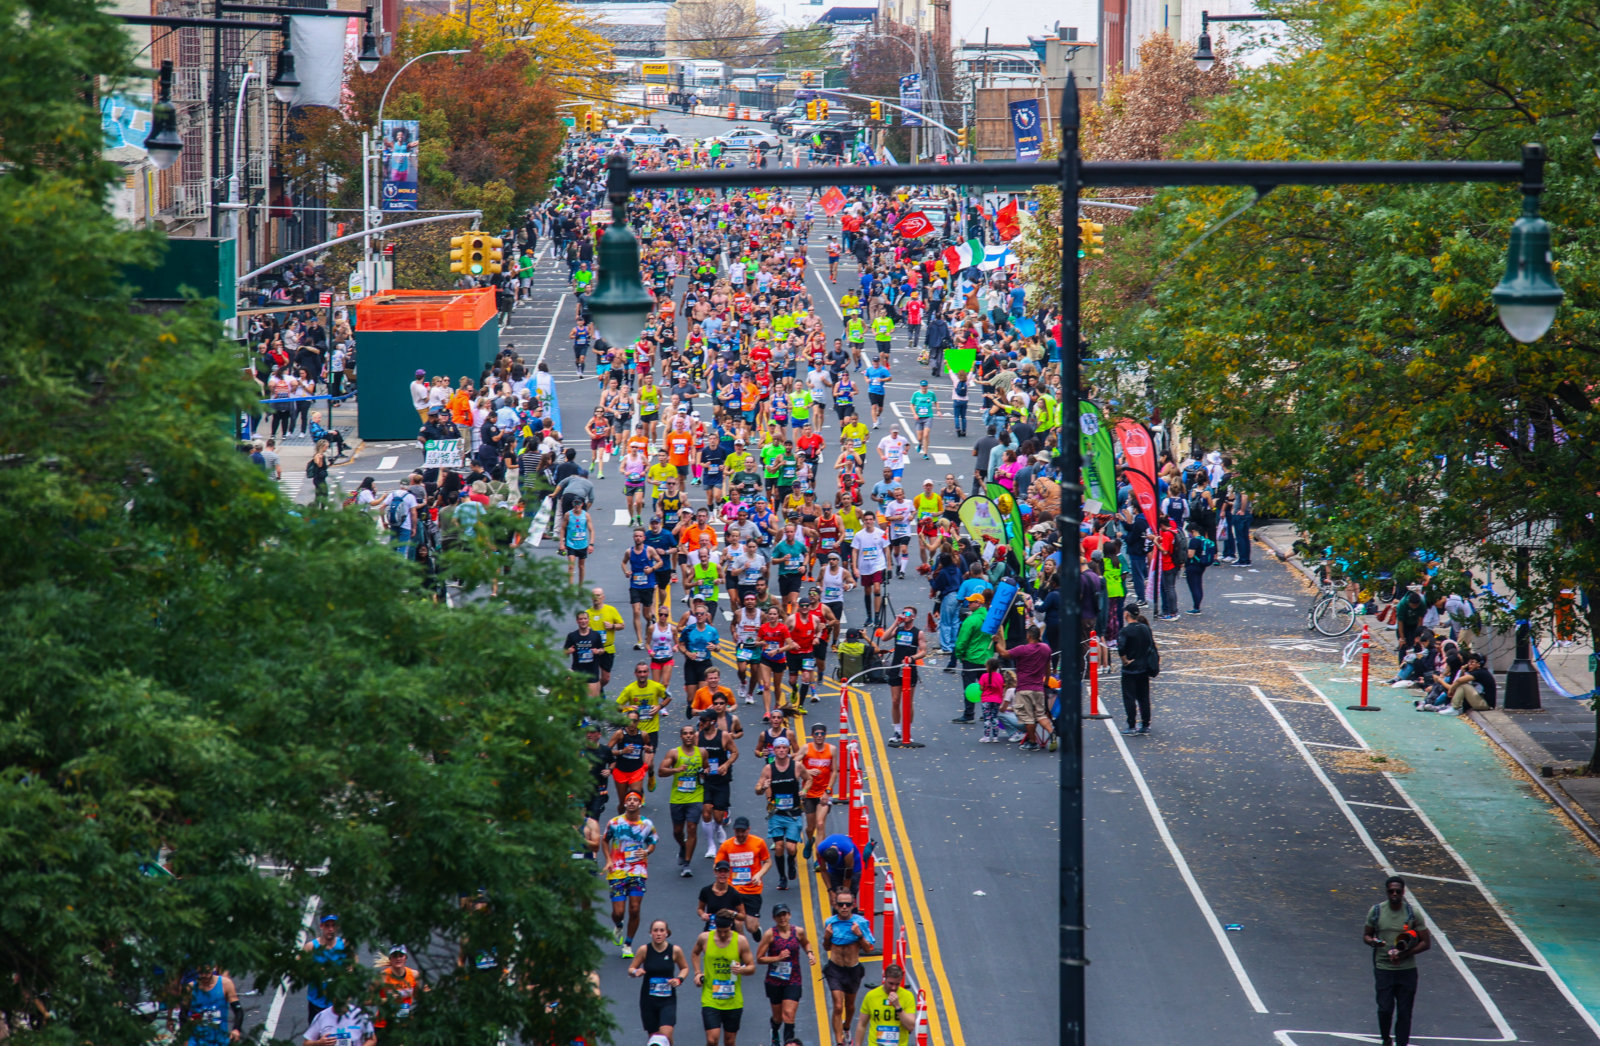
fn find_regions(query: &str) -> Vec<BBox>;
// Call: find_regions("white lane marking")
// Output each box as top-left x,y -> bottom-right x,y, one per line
1303,741 -> 1366,751
536,292 -> 569,367
378,455 -> 398,470
808,254 -> 844,320
1346,801 -> 1413,812
1457,951 -> 1548,972
1293,668 -> 1600,1040
613,509 -> 630,526
263,893 -> 320,1040
1396,872 -> 1476,886
1256,685 -> 1516,1040
887,401 -> 920,446
1100,717 -> 1270,1013
931,452 -> 950,465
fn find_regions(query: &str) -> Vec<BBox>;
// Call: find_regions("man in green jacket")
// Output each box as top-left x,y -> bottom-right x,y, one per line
951,592 -> 994,724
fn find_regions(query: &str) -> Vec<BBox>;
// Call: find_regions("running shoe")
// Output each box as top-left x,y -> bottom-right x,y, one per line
621,943 -> 634,959
1185,609 -> 1201,615
679,865 -> 693,878
802,839 -> 814,860
1019,741 -> 1041,751
612,925 -> 625,946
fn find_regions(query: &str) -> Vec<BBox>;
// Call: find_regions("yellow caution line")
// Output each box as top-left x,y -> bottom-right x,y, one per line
853,687 -> 967,1046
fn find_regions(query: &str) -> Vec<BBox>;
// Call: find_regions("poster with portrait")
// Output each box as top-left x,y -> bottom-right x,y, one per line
380,119 -> 419,212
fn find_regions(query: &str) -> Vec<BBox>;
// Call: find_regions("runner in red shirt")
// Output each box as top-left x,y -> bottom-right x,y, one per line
785,595 -> 835,706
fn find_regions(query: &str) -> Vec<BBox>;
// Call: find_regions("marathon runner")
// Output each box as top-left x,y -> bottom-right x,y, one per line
820,889 -> 877,1046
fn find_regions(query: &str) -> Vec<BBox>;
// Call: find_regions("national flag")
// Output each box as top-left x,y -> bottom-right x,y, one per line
819,186 -> 846,216
978,245 -> 1011,271
996,199 -> 1020,241
940,237 -> 983,271
894,211 -> 934,238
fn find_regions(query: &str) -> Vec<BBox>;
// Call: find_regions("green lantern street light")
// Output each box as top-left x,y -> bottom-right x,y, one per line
586,152 -> 656,347
1492,144 -> 1564,344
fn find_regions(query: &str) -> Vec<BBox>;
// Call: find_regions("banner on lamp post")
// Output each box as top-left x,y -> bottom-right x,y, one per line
898,73 -> 923,127
379,119 -> 419,212
1009,99 -> 1041,161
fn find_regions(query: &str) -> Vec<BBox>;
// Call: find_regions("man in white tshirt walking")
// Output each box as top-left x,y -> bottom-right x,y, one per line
876,429 -> 909,482
409,369 -> 430,423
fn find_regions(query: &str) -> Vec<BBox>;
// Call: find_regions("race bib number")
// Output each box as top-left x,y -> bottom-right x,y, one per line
771,961 -> 792,980
649,977 -> 674,998
712,978 -> 737,1001
633,572 -> 652,587
577,648 -> 594,664
732,865 -> 752,885
738,646 -> 759,662
676,774 -> 698,792
875,1027 -> 901,1046
775,794 -> 796,811
764,641 -> 782,658
802,657 -> 817,672
896,630 -> 915,647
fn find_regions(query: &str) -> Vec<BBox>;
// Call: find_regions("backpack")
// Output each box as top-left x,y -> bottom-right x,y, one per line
1144,640 -> 1160,678
386,491 -> 411,529
1192,537 -> 1216,567
1168,533 -> 1187,567
1181,463 -> 1208,490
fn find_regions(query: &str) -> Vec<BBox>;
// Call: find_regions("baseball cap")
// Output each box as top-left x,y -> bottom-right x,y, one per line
415,369 -> 426,377
649,1037 -> 673,1046
320,914 -> 340,924
714,859 -> 732,870
773,737 -> 791,748
388,944 -> 407,956
919,379 -> 929,386
733,815 -> 751,830
771,903 -> 791,916
922,478 -> 934,485
965,592 -> 986,603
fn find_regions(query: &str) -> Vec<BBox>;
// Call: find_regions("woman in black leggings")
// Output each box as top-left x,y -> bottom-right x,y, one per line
629,918 -> 690,1043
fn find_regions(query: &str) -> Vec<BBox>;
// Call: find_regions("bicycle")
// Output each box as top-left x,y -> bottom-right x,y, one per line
1306,567 -> 1358,637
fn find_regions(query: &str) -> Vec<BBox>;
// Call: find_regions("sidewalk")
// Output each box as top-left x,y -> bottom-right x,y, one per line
1256,521 -> 1600,841
262,397 -> 365,506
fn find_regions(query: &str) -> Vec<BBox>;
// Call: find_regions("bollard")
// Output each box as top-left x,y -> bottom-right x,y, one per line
1084,630 -> 1112,720
848,753 -> 867,851
881,870 -> 898,968
858,803 -> 875,926
1347,624 -> 1381,711
895,660 -> 926,748
914,989 -> 929,1046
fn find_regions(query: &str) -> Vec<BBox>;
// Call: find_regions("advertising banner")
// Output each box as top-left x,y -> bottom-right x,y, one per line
379,119 -> 419,212
958,494 -> 1009,548
1009,98 -> 1042,161
899,73 -> 923,127
1114,418 -> 1159,533
986,483 -> 1030,577
1079,400 -> 1117,513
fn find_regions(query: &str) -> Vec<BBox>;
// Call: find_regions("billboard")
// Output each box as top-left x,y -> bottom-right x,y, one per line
379,119 -> 419,212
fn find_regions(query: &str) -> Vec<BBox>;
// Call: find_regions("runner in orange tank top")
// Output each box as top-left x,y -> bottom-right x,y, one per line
800,721 -> 839,859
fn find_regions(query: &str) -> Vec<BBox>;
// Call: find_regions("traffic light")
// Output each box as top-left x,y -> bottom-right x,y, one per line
800,71 -> 815,86
869,100 -> 882,121
956,127 -> 968,152
468,234 -> 488,275
450,233 -> 470,273
806,100 -> 818,120
485,235 -> 504,274
818,99 -> 828,119
1079,218 -> 1105,257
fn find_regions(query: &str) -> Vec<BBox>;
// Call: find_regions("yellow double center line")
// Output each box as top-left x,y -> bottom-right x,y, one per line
694,641 -> 964,1046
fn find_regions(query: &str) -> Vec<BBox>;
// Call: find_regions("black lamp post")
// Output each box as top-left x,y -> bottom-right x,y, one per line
1193,10 -> 1290,70
585,73 -> 1560,1045
145,60 -> 184,172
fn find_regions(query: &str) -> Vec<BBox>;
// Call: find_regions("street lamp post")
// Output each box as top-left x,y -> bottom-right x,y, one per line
363,48 -> 471,293
1192,10 -> 1285,71
585,72 -> 1561,1044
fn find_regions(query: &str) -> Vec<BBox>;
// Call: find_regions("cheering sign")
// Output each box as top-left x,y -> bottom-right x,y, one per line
423,438 -> 464,468
894,211 -> 934,238
819,186 -> 846,216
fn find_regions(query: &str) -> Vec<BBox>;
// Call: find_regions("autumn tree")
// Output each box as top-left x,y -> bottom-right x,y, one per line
1092,0 -> 1600,762
671,0 -> 776,60
769,26 -> 838,70
280,40 -> 565,289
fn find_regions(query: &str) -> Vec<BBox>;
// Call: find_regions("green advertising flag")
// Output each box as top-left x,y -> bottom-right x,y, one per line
1079,400 -> 1116,512
957,494 -> 1008,548
986,483 -> 1030,579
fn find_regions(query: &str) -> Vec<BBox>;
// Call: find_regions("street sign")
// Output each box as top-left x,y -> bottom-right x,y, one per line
348,268 -> 365,298
561,116 -> 576,128
319,291 -> 333,306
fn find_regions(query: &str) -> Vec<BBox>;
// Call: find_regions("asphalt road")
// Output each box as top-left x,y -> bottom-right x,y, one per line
319,208 -> 1600,1045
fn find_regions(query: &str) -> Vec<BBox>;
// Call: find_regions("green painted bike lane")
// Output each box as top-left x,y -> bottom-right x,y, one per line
1299,663 -> 1600,1027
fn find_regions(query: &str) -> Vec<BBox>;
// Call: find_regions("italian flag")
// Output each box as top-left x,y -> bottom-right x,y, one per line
942,238 -> 983,271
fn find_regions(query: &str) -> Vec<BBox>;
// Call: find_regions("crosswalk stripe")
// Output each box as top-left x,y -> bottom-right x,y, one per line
613,509 -> 631,526
932,453 -> 951,465
378,455 -> 398,470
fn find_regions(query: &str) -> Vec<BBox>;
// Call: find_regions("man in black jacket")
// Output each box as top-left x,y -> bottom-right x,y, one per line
1116,606 -> 1154,735
924,313 -> 951,376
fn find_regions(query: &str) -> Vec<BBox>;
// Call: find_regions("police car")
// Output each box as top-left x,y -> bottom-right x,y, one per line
613,123 -> 683,149
705,127 -> 784,151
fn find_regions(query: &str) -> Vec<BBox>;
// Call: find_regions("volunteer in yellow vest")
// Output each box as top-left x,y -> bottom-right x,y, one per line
1033,389 -> 1060,441
693,910 -> 754,1046
659,723 -> 705,876
852,963 -> 916,1046
1103,539 -> 1126,638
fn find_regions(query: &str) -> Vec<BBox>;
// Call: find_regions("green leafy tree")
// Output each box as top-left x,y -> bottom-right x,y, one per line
1089,0 -> 1600,763
0,0 -> 612,1041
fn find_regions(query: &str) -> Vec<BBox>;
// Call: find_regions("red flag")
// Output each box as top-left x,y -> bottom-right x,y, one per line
996,199 -> 1020,241
820,186 -> 846,216
894,211 -> 934,238
1114,419 -> 1160,534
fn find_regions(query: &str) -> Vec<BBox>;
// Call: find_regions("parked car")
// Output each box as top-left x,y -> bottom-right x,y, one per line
706,127 -> 784,151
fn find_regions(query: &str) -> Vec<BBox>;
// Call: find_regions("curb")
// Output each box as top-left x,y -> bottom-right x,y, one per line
1472,711 -> 1600,851
1254,530 -> 1317,586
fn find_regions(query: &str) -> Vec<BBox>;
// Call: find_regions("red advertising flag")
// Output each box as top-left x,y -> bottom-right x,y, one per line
1114,418 -> 1160,533
894,211 -> 934,238
996,199 -> 1020,241
820,186 -> 846,216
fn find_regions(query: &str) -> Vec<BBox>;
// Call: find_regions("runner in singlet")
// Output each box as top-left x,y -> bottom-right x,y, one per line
628,918 -> 689,1040
648,606 -> 678,690
812,505 -> 843,578
786,596 -> 829,704
756,904 -> 814,1046
759,737 -> 809,891
659,724 -> 705,874
800,722 -> 838,857
697,712 -> 737,859
733,594 -> 764,706
693,913 -> 753,1046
